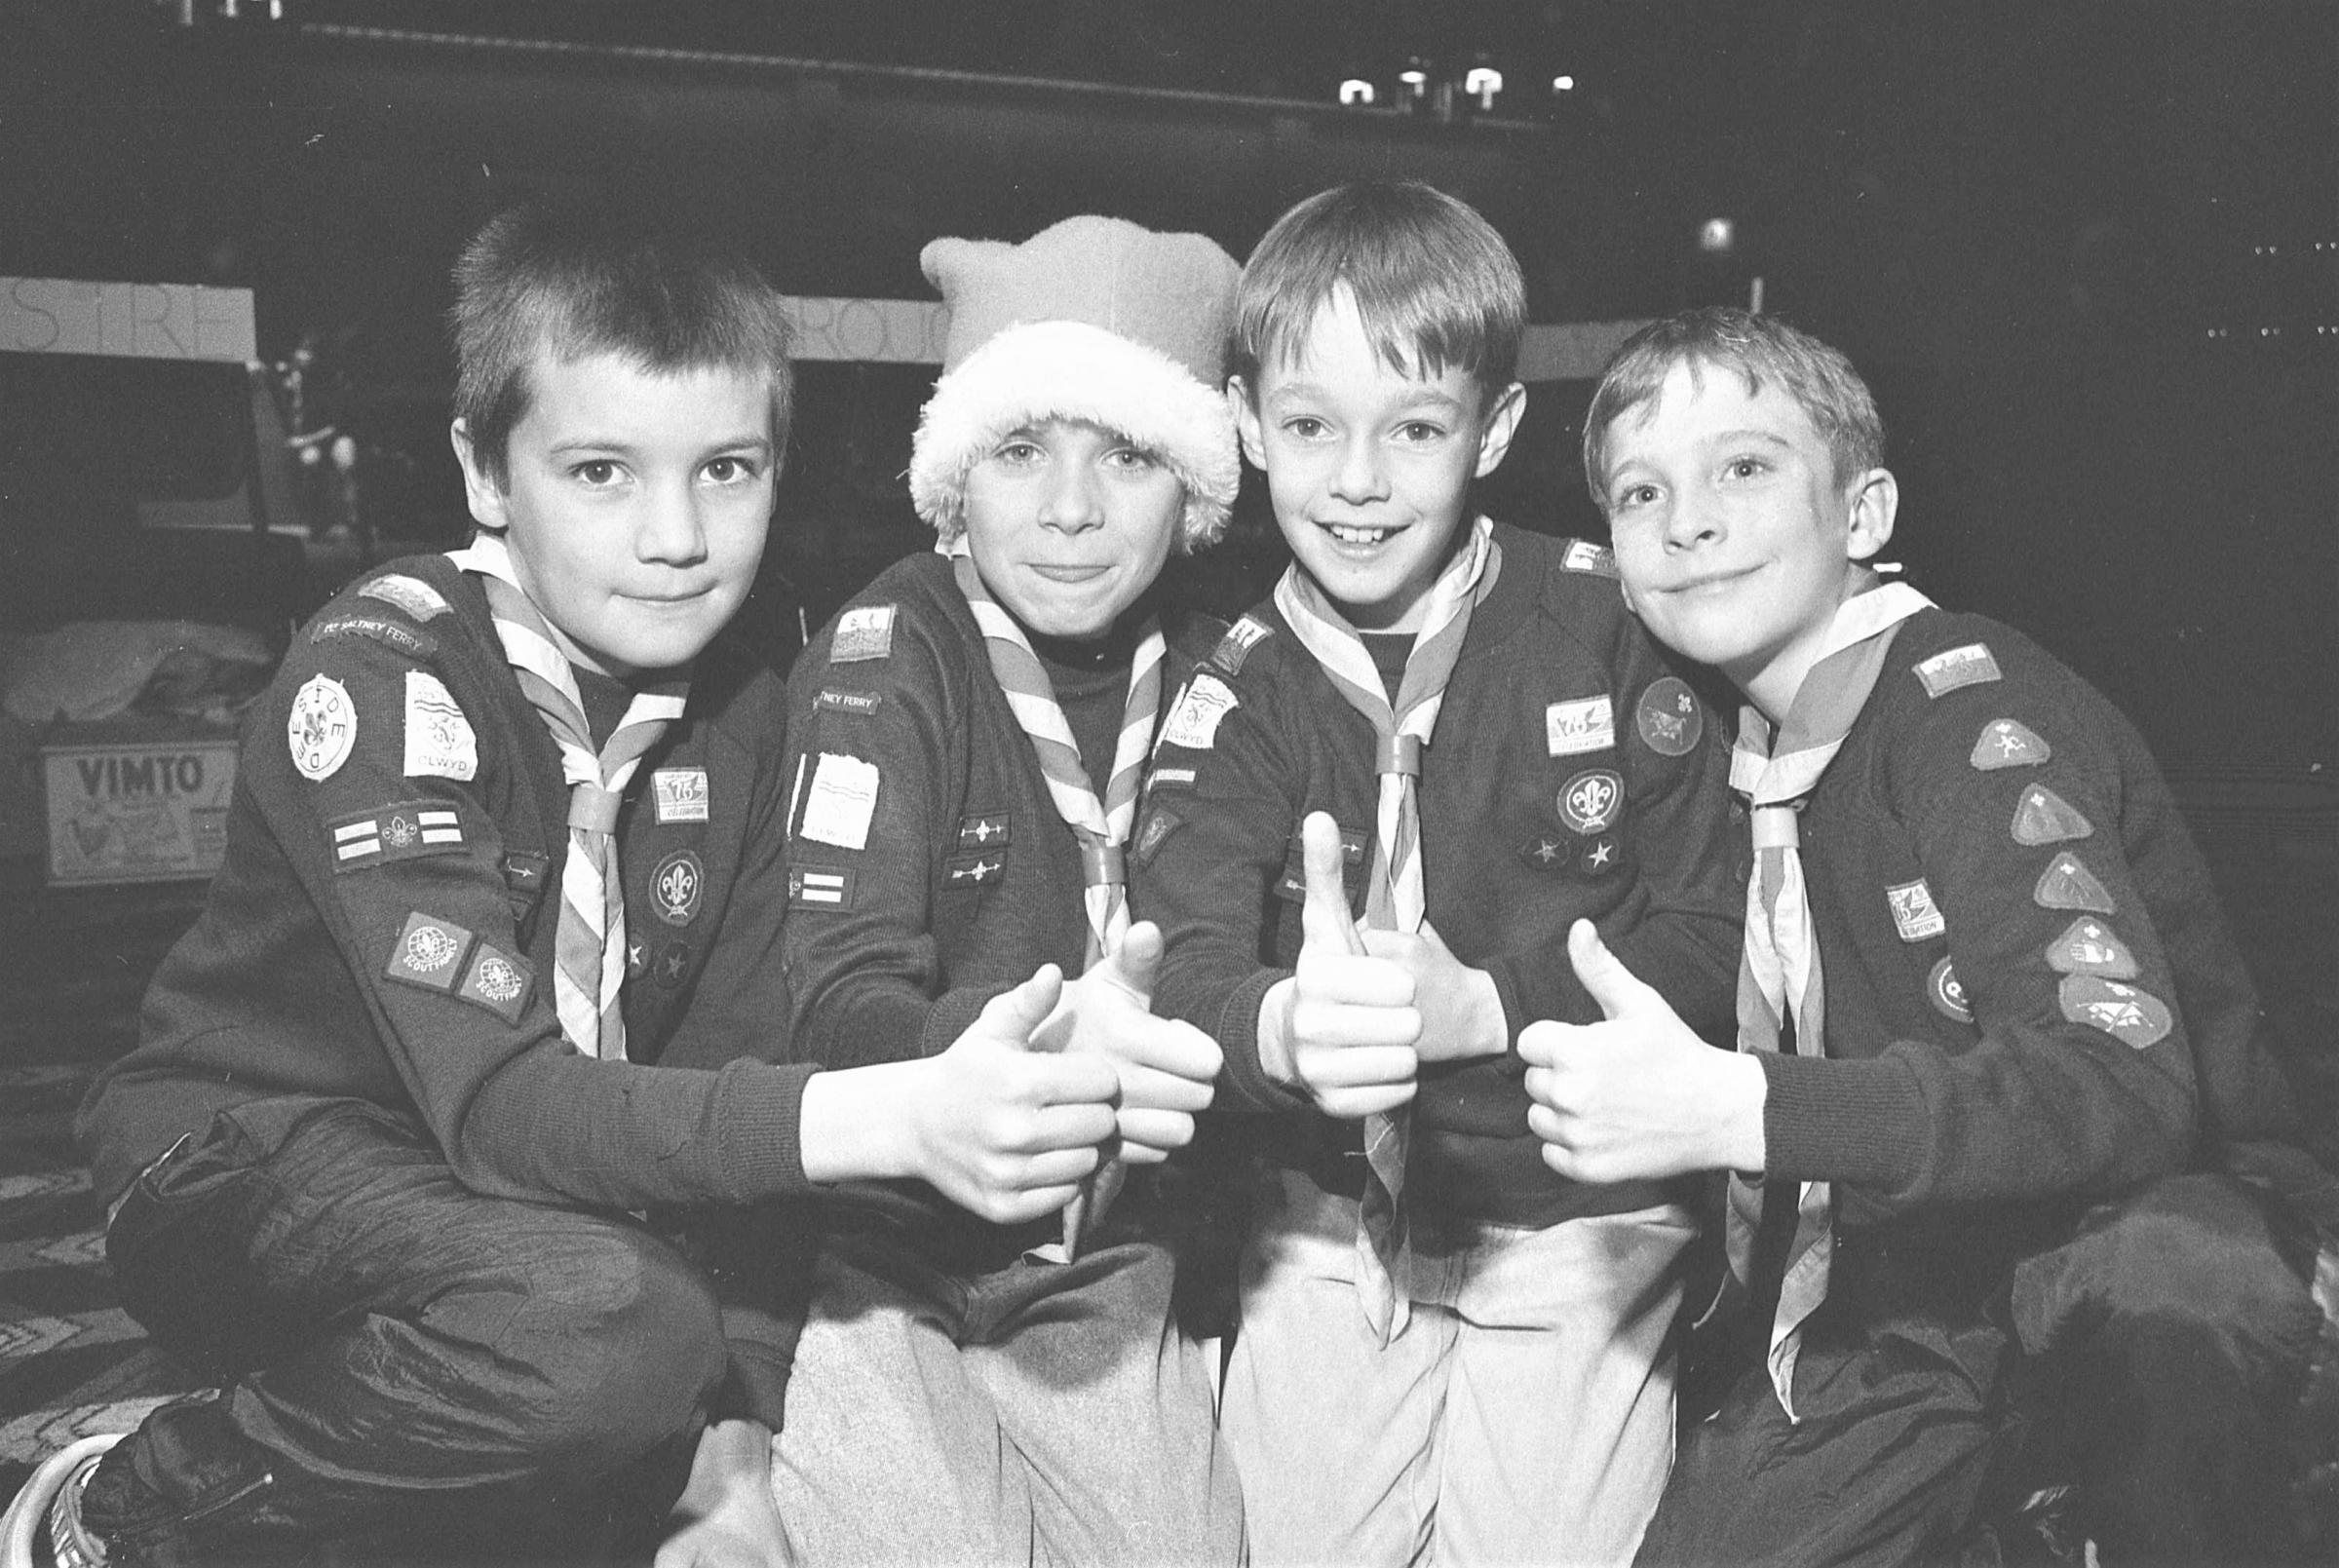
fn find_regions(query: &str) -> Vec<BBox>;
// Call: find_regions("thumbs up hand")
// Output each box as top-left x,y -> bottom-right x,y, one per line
1517,921 -> 1768,1183
1036,921 -> 1222,1164
1260,812 -> 1421,1119
903,964 -> 1123,1223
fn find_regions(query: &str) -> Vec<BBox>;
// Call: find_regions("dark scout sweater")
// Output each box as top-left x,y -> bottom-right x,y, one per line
81,553 -> 814,1214
1134,523 -> 1745,1229
1754,605 -> 2299,1273
775,549 -> 1216,1252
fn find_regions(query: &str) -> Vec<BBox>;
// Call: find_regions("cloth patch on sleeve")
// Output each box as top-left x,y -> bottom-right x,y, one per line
1886,878 -> 1948,942
1520,832 -> 1572,871
310,614 -> 437,661
2034,852 -> 2116,914
1557,770 -> 1624,834
1579,835 -> 1624,876
1209,616 -> 1275,676
800,753 -> 880,850
1972,718 -> 2051,771
502,851 -> 552,925
2059,975 -> 2172,1050
942,850 -> 1007,889
2045,916 -> 2139,979
830,605 -> 897,664
814,688 -> 884,717
1634,677 -> 1704,756
384,911 -> 477,994
288,673 -> 358,782
403,671 -> 479,782
1161,673 -> 1239,751
652,768 -> 709,823
1132,807 -> 1183,866
456,941 -> 533,1023
649,849 -> 704,927
1560,539 -> 1619,578
1547,696 -> 1616,757
956,812 -> 1011,850
787,864 -> 857,909
330,802 -> 466,871
652,939 -> 695,990
2011,784 -> 2093,846
1928,957 -> 1974,1023
1914,644 -> 2003,698
1148,766 -> 1197,790
358,573 -> 451,622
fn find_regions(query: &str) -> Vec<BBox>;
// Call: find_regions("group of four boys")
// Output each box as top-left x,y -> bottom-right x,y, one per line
46,176 -> 2324,1567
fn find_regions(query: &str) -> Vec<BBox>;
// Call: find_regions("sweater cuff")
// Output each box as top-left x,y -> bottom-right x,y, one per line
711,1060 -> 821,1200
1758,1052 -> 1927,1189
1216,968 -> 1310,1114
918,984 -> 999,1062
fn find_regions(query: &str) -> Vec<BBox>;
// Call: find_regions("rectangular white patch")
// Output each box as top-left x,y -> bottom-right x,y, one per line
1546,696 -> 1616,756
796,868 -> 849,904
403,671 -> 479,781
1914,643 -> 2003,699
653,767 -> 710,823
800,752 -> 880,850
417,808 -> 463,844
1161,673 -> 1239,750
1149,767 -> 1198,788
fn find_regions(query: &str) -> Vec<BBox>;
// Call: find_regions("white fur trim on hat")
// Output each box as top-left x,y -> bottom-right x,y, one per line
909,319 -> 1239,551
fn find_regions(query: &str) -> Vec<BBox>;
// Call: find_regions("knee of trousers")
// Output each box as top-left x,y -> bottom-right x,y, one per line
502,1228 -> 728,1474
2017,1174 -> 2321,1397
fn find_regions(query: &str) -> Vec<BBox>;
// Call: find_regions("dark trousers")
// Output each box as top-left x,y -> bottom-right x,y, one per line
83,1097 -> 726,1565
1637,1171 -> 2322,1568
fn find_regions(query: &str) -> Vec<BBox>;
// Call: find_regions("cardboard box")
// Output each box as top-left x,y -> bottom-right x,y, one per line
43,723 -> 238,886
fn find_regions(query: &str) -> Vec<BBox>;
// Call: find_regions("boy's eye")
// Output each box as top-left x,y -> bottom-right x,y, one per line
572,459 -> 622,486
1724,456 -> 1770,480
1613,482 -> 1661,510
703,455 -> 757,484
1395,420 -> 1448,443
993,440 -> 1044,466
1281,416 -> 1328,440
1104,445 -> 1159,471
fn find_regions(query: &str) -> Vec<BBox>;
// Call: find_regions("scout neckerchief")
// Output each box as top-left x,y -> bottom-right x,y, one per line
946,541 -> 1167,1258
1273,513 -> 1502,1343
449,535 -> 687,1061
1727,579 -> 1932,1419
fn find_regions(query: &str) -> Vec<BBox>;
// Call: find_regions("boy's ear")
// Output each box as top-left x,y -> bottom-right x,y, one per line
1472,382 -> 1528,480
448,419 -> 510,532
1225,378 -> 1267,470
1843,466 -> 1899,562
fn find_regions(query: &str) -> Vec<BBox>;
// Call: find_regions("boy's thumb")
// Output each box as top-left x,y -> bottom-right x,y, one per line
1093,920 -> 1163,1006
978,963 -> 1066,1051
1299,811 -> 1365,956
1567,919 -> 1656,1021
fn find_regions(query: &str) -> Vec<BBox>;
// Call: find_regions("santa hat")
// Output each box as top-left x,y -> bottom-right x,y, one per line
908,215 -> 1240,551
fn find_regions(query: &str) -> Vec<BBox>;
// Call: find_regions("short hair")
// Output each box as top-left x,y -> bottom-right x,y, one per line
450,205 -> 796,488
1229,180 -> 1525,402
1582,307 -> 1884,508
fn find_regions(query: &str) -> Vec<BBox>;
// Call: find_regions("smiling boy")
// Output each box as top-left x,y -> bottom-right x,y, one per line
1526,306 -> 2320,1564
58,207 -> 1127,1568
763,214 -> 1245,1565
1135,180 -> 1743,1565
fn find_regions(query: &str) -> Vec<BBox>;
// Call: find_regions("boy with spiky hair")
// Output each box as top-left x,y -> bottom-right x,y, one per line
53,205 -> 1125,1566
1534,304 -> 2321,1564
1135,179 -> 1744,1564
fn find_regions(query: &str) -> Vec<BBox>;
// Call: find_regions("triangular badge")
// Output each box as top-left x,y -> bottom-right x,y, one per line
2045,916 -> 2138,978
1972,719 -> 2051,770
2012,784 -> 2093,846
2035,853 -> 2116,914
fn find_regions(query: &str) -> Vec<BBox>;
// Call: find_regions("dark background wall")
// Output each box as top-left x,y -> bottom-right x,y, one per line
3,0 -> 2333,777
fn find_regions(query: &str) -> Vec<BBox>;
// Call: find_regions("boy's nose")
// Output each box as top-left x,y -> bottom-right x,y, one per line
1664,491 -> 1723,550
1039,463 -> 1105,532
1328,433 -> 1389,505
636,482 -> 710,564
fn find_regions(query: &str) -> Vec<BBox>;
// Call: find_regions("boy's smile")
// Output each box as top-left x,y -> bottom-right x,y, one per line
454,350 -> 777,679
1600,361 -> 1896,720
1232,290 -> 1522,633
961,417 -> 1183,639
